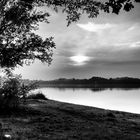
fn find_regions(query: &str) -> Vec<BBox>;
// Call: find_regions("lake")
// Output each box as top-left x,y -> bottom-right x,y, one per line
34,87 -> 140,114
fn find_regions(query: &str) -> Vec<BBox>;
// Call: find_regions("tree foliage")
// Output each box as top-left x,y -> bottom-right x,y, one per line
0,0 -> 55,68
0,0 -> 139,68
38,0 -> 139,25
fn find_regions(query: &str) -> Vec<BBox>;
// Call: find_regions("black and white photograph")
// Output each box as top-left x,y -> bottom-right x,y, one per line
0,0 -> 140,139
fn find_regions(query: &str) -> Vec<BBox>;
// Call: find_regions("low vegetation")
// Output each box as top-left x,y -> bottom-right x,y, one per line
27,92 -> 48,100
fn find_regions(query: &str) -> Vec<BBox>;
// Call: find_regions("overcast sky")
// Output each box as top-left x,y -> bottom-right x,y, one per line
15,3 -> 140,80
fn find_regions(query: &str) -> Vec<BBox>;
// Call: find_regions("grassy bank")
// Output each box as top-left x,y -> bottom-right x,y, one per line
0,99 -> 140,139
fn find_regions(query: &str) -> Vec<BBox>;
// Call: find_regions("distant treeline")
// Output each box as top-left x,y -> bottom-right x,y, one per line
37,77 -> 140,88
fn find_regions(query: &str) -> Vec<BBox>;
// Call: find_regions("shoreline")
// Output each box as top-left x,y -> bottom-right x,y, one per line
38,99 -> 140,115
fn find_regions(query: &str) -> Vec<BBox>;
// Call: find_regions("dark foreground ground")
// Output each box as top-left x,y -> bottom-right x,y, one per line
0,99 -> 140,140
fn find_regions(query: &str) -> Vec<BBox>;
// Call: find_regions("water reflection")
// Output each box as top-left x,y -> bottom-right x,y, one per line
48,87 -> 140,93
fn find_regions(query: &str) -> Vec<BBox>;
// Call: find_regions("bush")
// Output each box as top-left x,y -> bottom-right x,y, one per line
27,92 -> 48,100
0,69 -> 38,109
0,77 -> 21,108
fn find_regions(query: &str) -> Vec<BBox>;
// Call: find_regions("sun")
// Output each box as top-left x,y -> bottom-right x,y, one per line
70,55 -> 90,65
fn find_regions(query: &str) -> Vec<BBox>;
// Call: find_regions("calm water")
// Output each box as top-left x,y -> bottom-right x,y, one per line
34,88 -> 140,114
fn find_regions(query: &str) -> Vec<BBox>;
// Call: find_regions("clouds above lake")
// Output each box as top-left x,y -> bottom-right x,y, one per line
15,4 -> 140,80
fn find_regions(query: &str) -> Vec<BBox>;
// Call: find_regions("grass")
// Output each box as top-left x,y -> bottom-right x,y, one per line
0,99 -> 140,139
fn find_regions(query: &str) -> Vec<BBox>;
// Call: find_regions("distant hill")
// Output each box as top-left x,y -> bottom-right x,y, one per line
36,77 -> 140,88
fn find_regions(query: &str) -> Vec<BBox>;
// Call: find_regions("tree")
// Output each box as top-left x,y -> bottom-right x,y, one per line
0,0 -> 55,68
0,0 -> 139,68
42,0 -> 139,25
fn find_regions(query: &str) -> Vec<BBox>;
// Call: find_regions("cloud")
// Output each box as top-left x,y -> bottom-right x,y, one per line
115,41 -> 140,49
127,26 -> 135,31
130,41 -> 140,48
77,22 -> 114,32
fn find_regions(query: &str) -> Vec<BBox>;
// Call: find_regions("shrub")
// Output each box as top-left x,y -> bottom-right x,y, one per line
107,112 -> 116,118
0,77 -> 21,108
0,69 -> 38,109
27,92 -> 48,100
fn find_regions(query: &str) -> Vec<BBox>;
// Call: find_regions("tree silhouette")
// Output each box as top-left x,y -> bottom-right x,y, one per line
0,0 -> 139,68
0,0 -> 55,68
43,0 -> 139,25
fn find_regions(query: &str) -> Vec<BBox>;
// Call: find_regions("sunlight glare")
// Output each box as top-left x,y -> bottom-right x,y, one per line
70,55 -> 91,65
